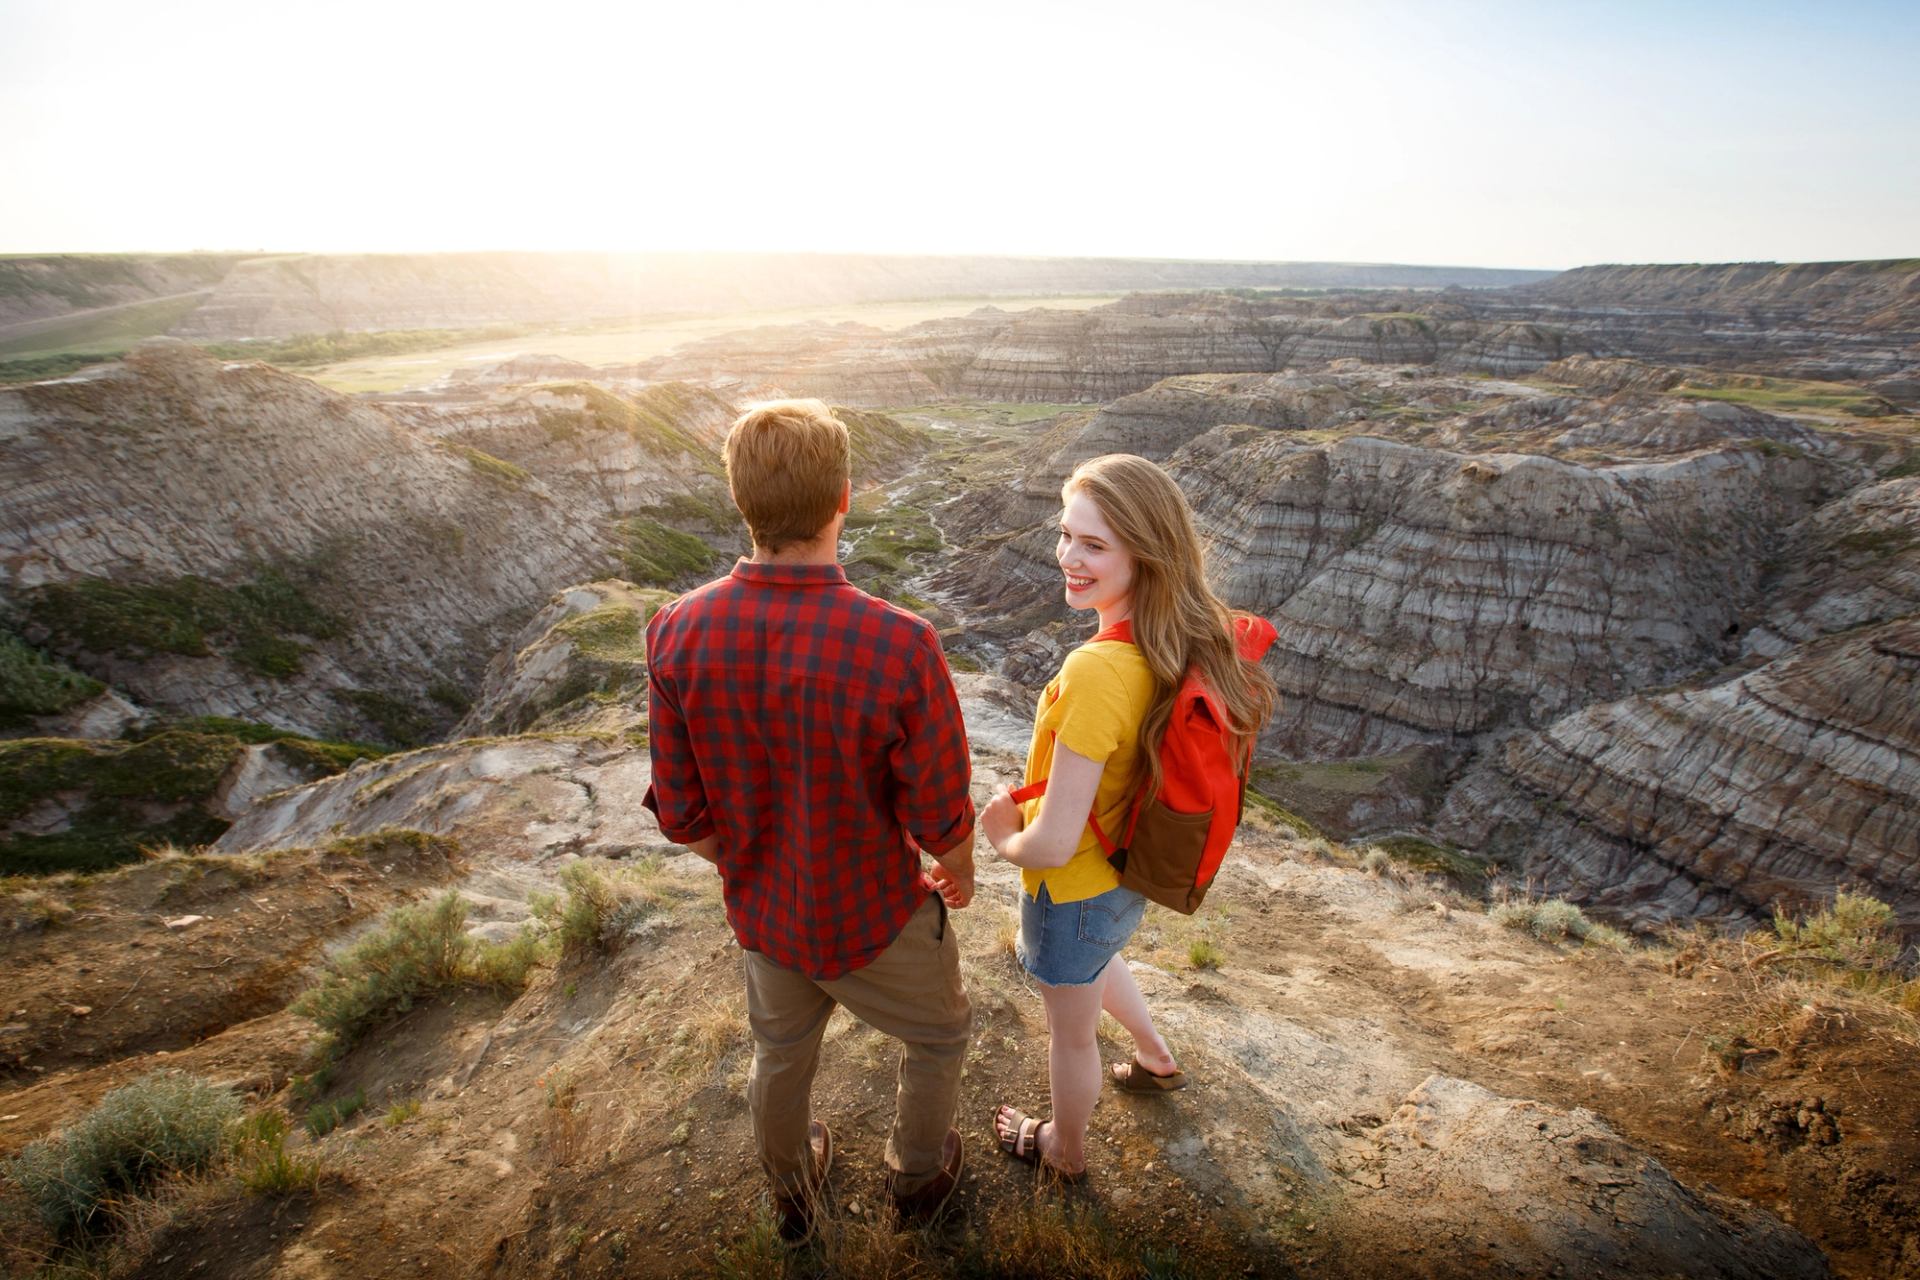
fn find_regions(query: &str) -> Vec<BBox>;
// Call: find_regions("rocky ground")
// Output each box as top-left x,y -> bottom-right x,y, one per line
2,673 -> 1915,1278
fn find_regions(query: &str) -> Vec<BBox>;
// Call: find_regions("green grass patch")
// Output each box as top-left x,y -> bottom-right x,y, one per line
1240,780 -> 1321,839
426,679 -> 473,714
0,631 -> 103,724
553,597 -> 670,664
0,733 -> 233,876
139,716 -> 387,773
233,1107 -> 323,1195
1368,836 -> 1492,888
615,517 -> 720,586
25,569 -> 340,679
201,326 -> 529,368
303,1087 -> 367,1138
532,382 -> 718,465
844,502 -> 943,577
1881,454 -> 1920,480
0,293 -> 210,359
894,401 -> 1088,426
1676,375 -> 1892,418
448,443 -> 531,488
0,351 -> 119,383
0,724 -> 383,876
1831,528 -> 1916,559
1187,938 -> 1224,970
635,487 -> 740,533
832,405 -> 929,475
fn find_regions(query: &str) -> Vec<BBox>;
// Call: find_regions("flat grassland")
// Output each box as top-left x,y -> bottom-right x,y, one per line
299,295 -> 1124,394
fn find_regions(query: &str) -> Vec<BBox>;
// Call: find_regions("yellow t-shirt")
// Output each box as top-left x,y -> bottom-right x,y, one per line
1019,638 -> 1157,905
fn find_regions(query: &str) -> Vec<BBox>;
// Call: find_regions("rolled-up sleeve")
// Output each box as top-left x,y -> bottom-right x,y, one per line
641,639 -> 715,845
889,626 -> 974,851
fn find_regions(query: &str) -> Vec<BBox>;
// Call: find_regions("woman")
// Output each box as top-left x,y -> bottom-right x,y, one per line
982,452 -> 1277,1180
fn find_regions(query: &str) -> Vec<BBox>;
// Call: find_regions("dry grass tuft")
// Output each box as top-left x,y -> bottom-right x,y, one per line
1490,889 -> 1632,951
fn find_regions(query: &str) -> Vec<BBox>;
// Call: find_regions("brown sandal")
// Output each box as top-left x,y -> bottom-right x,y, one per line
1111,1059 -> 1188,1092
992,1104 -> 1086,1184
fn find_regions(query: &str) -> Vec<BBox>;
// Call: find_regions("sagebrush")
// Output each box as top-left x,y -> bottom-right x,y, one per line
4,1071 -> 239,1237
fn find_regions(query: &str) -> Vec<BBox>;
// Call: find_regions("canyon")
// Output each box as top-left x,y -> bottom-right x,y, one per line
2,257 -> 1917,1277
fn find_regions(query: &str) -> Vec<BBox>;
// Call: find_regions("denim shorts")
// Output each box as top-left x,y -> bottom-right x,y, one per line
1017,882 -> 1147,987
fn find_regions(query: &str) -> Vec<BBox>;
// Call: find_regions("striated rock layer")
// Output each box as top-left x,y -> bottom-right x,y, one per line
1185,433 -> 1829,754
646,263 -> 1920,406
0,343 -> 716,740
1437,616 -> 1920,935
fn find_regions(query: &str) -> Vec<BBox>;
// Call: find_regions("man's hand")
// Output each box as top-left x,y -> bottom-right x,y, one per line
685,834 -> 721,865
926,852 -> 974,909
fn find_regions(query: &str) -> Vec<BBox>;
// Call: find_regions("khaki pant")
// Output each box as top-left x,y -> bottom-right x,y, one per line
743,895 -> 971,1197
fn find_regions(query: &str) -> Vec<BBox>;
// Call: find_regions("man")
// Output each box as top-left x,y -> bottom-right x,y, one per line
642,399 -> 976,1242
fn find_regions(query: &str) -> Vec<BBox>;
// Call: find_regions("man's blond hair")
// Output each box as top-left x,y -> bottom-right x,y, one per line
723,399 -> 850,553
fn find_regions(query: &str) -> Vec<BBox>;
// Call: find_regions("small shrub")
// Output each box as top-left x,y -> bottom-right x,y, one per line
382,1100 -> 420,1129
304,1087 -> 367,1138
290,890 -> 543,1054
1187,938 -> 1224,971
5,1071 -> 239,1237
1773,889 -> 1901,969
1492,894 -> 1629,948
233,1108 -> 321,1195
290,893 -> 473,1049
531,858 -> 667,957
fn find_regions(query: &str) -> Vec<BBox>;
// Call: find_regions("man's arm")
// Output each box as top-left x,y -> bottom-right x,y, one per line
892,628 -> 977,907
640,640 -> 718,855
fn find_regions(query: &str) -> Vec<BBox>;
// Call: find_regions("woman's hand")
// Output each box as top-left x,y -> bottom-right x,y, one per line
980,784 -> 1025,854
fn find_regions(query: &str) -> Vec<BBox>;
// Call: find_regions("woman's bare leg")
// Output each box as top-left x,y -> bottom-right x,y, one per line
994,971 -> 1106,1174
1099,954 -> 1178,1074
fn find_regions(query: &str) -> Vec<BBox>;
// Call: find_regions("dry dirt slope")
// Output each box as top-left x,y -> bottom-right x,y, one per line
3,702 -> 1916,1279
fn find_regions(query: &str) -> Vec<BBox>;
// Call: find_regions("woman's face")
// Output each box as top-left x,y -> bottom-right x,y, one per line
1056,489 -> 1135,621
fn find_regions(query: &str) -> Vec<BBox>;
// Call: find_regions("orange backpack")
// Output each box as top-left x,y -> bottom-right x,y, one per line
1010,614 -> 1278,914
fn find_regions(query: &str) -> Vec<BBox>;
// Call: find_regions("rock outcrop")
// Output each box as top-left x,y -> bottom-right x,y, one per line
0,343 -> 717,740
1436,616 -> 1920,936
453,580 -> 668,739
646,264 -> 1920,406
911,365 -> 1915,934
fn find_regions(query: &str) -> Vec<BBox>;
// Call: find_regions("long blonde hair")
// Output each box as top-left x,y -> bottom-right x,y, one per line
1064,454 -> 1277,792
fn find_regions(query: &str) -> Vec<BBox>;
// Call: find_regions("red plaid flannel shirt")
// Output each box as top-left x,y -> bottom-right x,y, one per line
641,560 -> 974,980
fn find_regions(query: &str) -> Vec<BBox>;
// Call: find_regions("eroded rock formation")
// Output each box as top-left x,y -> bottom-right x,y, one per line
0,343 -> 728,740
1437,616 -> 1920,935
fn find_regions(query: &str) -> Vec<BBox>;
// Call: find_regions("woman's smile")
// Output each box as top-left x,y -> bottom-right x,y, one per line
1056,490 -> 1135,624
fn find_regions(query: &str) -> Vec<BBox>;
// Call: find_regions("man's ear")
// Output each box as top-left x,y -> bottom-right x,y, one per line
838,481 -> 851,515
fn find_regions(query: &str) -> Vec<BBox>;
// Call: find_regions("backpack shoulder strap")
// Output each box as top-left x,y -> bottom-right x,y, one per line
1007,776 -> 1121,857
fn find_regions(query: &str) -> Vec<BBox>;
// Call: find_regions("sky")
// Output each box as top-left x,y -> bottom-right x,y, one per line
1,0 -> 1915,269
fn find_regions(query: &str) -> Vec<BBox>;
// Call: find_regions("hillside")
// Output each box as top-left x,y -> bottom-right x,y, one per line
1,660 -> 1913,1277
